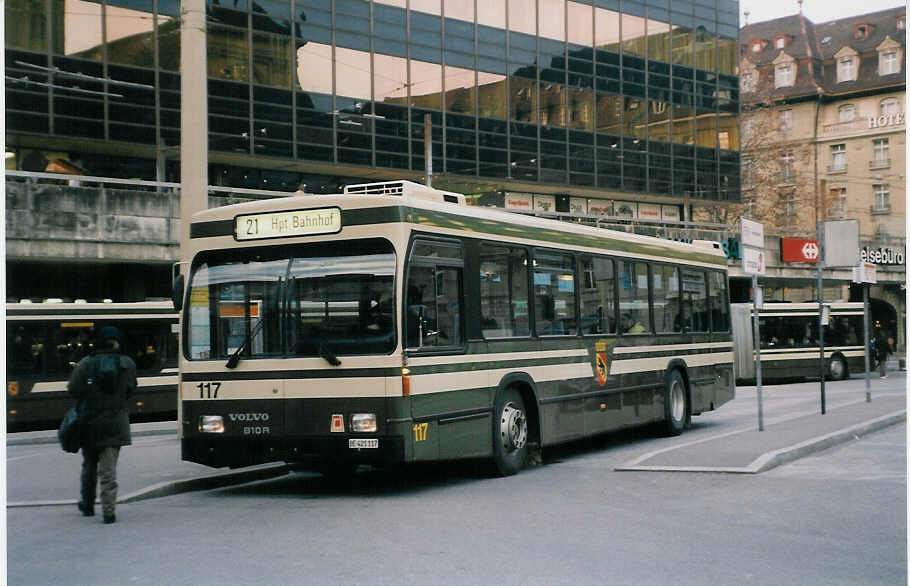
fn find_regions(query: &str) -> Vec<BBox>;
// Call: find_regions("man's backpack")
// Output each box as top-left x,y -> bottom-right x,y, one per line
94,354 -> 122,394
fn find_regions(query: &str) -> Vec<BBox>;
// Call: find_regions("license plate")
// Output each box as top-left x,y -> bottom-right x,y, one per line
349,438 -> 378,449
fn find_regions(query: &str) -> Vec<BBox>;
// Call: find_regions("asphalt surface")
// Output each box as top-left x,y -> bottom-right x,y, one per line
7,374 -> 906,507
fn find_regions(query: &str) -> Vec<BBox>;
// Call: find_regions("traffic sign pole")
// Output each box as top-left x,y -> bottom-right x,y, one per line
817,221 -> 826,415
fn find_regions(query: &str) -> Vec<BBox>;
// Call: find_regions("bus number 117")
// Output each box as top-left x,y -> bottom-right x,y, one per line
197,382 -> 221,398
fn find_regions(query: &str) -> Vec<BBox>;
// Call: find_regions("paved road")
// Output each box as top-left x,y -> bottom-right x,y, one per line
7,375 -> 906,585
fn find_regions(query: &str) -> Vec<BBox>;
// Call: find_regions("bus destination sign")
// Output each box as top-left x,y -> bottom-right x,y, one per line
235,207 -> 342,241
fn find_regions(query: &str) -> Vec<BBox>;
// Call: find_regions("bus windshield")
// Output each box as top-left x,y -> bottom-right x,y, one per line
186,239 -> 396,361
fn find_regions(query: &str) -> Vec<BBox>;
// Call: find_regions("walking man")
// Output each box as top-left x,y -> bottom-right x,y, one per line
68,326 -> 136,524
873,324 -> 892,379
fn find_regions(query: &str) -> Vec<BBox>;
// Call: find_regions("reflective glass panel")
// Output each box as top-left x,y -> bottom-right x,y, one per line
53,0 -> 103,60
622,14 -> 647,57
158,14 -> 181,71
208,25 -> 249,81
375,0 -> 406,6
539,0 -> 566,41
445,0 -> 474,21
410,60 -> 443,110
509,0 -> 535,35
411,0 -> 441,15
717,111 -> 738,150
695,111 -> 715,149
541,83 -> 567,127
510,78 -> 537,123
477,2 -> 505,28
374,54 -> 409,106
672,104 -> 693,144
568,90 -> 594,131
478,73 -> 508,119
297,42 -> 333,94
647,18 -> 671,63
695,28 -> 714,70
567,2 -> 593,46
105,4 -> 156,67
335,47 -> 371,100
596,93 -> 621,135
649,99 -> 670,142
7,0 -> 49,52
253,32 -> 292,87
717,36 -> 736,75
594,7 -> 620,51
444,65 -> 476,114
671,25 -> 693,66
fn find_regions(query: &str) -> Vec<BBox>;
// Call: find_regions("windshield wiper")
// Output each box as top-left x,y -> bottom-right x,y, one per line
319,341 -> 341,366
225,319 -> 266,369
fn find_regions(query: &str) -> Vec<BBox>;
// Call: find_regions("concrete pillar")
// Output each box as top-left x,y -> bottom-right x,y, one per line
180,0 -> 208,258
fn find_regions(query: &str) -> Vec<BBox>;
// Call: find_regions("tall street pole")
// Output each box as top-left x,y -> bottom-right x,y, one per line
181,0 -> 208,251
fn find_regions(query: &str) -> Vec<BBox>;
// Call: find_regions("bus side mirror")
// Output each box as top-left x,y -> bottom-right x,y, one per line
172,274 -> 185,312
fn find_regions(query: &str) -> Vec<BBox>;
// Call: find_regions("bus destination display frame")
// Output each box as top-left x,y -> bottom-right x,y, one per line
234,207 -> 342,241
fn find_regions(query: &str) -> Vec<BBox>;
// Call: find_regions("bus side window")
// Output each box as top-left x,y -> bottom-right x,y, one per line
407,240 -> 464,349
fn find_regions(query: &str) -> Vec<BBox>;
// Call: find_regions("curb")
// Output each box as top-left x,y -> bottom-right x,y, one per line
616,409 -> 905,474
7,463 -> 292,508
7,427 -> 175,447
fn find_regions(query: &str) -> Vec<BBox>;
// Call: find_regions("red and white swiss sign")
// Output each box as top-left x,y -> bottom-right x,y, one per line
781,238 -> 819,263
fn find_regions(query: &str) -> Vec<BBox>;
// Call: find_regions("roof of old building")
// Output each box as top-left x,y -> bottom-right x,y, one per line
741,6 -> 906,100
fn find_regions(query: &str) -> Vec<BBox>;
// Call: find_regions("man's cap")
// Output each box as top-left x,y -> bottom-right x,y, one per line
99,326 -> 122,343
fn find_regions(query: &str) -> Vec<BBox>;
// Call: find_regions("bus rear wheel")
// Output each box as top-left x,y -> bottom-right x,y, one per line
492,389 -> 529,476
663,370 -> 688,436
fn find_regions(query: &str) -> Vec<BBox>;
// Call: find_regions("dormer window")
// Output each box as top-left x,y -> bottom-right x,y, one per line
835,46 -> 860,83
775,63 -> 794,88
773,35 -> 789,50
838,57 -> 856,82
855,24 -> 871,39
751,41 -> 762,53
877,37 -> 903,76
742,71 -> 756,92
898,16 -> 905,31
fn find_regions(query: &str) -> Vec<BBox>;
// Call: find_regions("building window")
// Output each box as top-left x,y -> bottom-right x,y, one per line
778,191 -> 797,224
855,24 -> 870,39
829,144 -> 846,172
828,186 -> 846,218
898,16 -> 905,31
872,138 -> 890,167
775,64 -> 793,88
838,104 -> 855,122
880,98 -> 900,116
780,150 -> 794,182
775,37 -> 785,49
873,184 -> 890,212
881,51 -> 900,75
837,57 -> 856,82
779,109 -> 792,131
741,71 -> 755,92
752,42 -> 762,53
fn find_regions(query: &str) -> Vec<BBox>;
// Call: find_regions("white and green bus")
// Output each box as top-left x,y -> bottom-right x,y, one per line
174,181 -> 734,476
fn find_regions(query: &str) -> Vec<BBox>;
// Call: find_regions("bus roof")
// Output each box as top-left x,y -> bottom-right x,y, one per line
191,181 -> 728,266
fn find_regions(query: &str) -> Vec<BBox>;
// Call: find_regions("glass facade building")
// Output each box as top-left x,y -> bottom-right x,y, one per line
7,0 -> 740,200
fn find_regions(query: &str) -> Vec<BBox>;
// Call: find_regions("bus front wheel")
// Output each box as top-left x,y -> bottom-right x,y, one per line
663,370 -> 688,436
828,355 -> 848,381
492,389 -> 529,476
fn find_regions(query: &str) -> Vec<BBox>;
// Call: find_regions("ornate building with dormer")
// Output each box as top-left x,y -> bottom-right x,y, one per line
737,6 -> 905,348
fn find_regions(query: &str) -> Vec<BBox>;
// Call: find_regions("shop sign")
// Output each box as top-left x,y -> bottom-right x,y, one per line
504,192 -> 532,210
588,199 -> 612,216
781,238 -> 819,263
569,197 -> 587,215
533,194 -> 556,213
638,203 -> 661,220
661,205 -> 680,221
860,246 -> 904,265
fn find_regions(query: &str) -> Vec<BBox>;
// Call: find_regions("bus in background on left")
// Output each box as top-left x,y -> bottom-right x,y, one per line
6,300 -> 179,431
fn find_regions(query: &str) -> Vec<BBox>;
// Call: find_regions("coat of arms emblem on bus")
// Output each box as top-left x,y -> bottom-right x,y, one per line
594,339 -> 616,387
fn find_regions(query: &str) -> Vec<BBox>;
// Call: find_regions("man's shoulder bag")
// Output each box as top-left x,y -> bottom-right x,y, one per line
58,406 -> 82,453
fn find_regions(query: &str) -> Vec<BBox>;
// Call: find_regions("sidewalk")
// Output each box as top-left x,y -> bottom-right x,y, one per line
617,392 -> 905,473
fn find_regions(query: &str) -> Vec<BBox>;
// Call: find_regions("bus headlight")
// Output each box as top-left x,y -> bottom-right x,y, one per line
198,415 -> 225,433
351,413 -> 377,433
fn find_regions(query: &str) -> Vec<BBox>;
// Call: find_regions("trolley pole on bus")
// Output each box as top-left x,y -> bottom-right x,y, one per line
741,218 -> 765,431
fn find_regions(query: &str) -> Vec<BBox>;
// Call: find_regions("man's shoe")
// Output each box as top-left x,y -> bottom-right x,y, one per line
78,502 -> 94,517
103,514 -> 116,524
